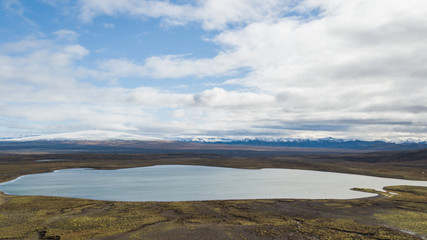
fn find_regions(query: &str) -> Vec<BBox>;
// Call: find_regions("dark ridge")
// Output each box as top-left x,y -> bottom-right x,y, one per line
201,139 -> 427,151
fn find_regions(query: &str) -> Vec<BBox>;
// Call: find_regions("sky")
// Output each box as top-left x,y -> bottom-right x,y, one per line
1,0 -> 427,141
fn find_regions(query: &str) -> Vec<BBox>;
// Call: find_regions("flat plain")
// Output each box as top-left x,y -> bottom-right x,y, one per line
0,147 -> 426,239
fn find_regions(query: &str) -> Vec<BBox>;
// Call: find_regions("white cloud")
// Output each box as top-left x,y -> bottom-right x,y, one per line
96,53 -> 243,80
103,23 -> 115,28
0,34 -> 282,137
54,29 -> 79,42
1,0 -> 38,27
190,0 -> 291,30
77,0 -> 290,30
2,0 -> 24,15
130,0 -> 427,140
193,88 -> 274,109
1,38 -> 49,52
141,54 -> 243,78
2,0 -> 427,140
127,87 -> 194,108
79,0 -> 191,23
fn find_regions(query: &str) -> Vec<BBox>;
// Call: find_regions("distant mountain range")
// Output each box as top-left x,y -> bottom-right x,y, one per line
176,137 -> 427,151
1,131 -> 427,151
0,130 -> 165,142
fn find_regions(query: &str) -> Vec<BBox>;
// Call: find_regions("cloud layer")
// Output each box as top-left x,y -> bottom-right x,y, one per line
1,0 -> 427,140
78,0 -> 291,30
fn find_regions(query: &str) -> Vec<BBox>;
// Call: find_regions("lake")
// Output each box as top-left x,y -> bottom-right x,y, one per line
0,165 -> 426,201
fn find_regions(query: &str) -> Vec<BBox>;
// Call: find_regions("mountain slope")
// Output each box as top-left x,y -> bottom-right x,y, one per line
2,131 -> 426,151
1,130 -> 164,142
177,137 -> 427,151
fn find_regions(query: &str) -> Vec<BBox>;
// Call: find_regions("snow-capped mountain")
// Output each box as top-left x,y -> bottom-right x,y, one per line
1,131 -> 426,151
175,136 -> 347,143
175,136 -> 427,144
174,136 -> 427,150
1,130 -> 165,142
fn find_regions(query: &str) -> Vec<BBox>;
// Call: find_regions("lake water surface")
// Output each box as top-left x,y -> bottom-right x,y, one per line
0,165 -> 426,201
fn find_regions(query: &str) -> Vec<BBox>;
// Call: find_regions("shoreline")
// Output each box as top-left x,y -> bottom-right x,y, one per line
1,164 -> 426,202
1,185 -> 426,239
0,153 -> 426,239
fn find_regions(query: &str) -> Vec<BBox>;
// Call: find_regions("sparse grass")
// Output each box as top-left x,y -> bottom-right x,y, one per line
385,185 -> 427,196
0,153 -> 426,239
0,152 -> 426,184
375,210 -> 427,236
373,185 -> 427,237
1,187 -> 426,239
0,194 -> 169,239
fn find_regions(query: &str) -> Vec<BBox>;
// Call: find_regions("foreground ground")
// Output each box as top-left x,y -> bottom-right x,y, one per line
1,186 -> 426,239
0,151 -> 426,239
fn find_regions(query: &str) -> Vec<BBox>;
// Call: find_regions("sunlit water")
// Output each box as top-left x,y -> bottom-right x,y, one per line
0,165 -> 426,201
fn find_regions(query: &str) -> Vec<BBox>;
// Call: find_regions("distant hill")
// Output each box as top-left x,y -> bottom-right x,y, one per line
1,131 -> 426,152
176,137 -> 427,151
0,130 -> 165,142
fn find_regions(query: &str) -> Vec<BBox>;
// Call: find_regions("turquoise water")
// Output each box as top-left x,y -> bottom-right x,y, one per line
0,165 -> 426,201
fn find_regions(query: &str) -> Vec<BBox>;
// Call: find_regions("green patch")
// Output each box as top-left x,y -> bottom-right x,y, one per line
375,210 -> 427,236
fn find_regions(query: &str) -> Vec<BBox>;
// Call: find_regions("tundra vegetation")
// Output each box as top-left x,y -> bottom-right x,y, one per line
0,152 -> 426,239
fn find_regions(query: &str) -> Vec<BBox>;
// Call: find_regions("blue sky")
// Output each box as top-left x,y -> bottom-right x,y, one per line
1,0 -> 427,141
